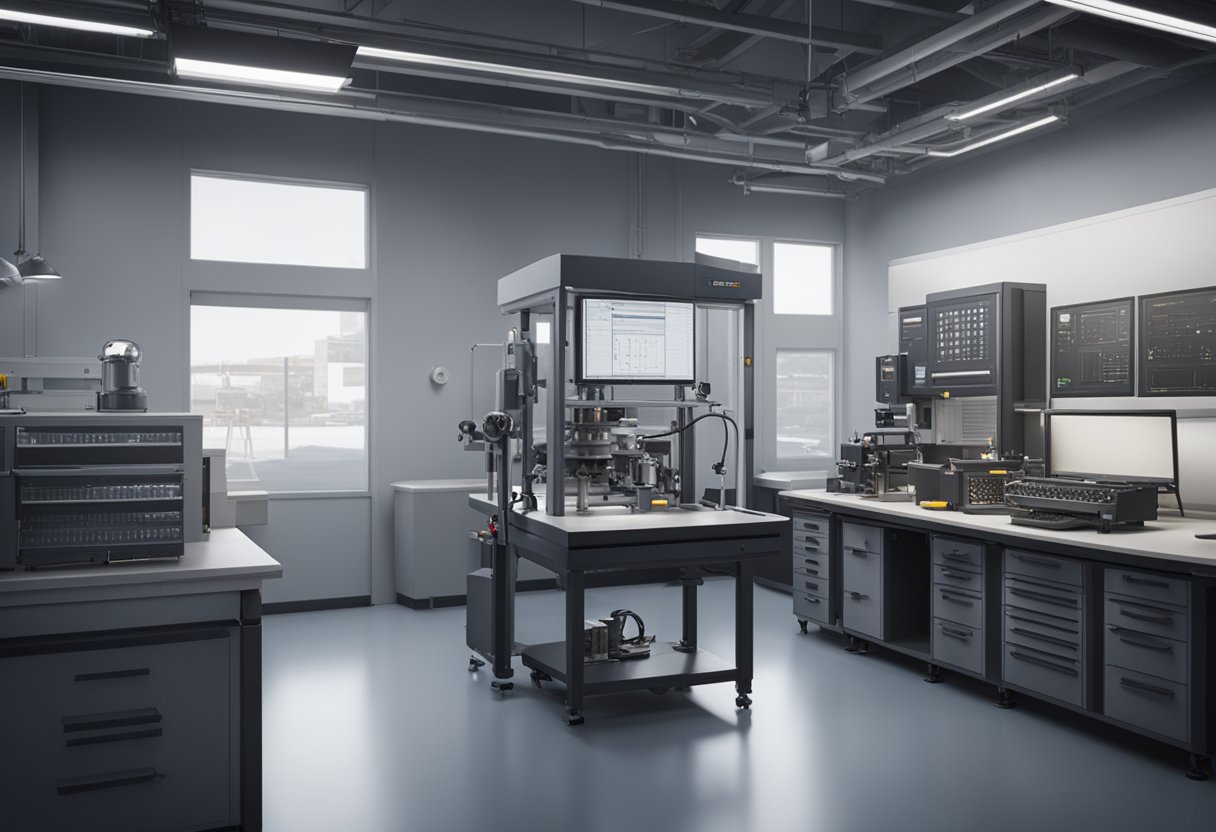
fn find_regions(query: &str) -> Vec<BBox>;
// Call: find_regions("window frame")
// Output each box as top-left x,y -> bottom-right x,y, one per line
189,169 -> 371,271
188,291 -> 372,499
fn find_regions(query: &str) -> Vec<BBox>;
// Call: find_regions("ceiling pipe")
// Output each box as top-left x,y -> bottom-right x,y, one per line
568,0 -> 884,54
845,0 -> 967,23
836,0 -> 1040,101
838,4 -> 1077,107
0,64 -> 884,182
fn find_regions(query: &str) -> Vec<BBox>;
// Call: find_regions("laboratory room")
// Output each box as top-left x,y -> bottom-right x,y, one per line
2,2 -> 1216,832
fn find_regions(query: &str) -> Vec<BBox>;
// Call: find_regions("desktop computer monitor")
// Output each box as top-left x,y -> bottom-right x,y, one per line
1045,410 -> 1179,486
576,297 -> 696,385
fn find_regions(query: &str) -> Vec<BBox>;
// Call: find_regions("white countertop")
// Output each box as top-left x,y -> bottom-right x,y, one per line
781,489 -> 1216,570
392,478 -> 488,493
0,528 -> 282,596
469,492 -> 786,534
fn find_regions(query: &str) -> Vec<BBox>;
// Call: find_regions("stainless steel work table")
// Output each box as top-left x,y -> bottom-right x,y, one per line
469,494 -> 790,724
779,489 -> 1216,778
0,529 -> 282,832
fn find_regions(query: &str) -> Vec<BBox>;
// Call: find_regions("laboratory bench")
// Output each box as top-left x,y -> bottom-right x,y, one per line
780,489 -> 1216,778
0,529 -> 282,832
469,494 -> 789,724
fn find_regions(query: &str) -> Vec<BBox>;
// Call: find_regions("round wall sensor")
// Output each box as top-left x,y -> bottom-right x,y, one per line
430,366 -> 450,386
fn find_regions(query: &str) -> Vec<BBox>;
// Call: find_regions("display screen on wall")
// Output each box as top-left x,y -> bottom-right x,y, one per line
1050,297 -> 1134,397
1139,287 -> 1216,396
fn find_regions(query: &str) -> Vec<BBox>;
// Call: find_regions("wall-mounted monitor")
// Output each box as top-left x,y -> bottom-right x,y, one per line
1139,286 -> 1216,396
1045,410 -> 1178,488
576,297 -> 695,385
1050,297 -> 1134,398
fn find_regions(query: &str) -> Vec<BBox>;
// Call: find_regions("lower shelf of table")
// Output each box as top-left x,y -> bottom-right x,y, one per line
521,640 -> 739,695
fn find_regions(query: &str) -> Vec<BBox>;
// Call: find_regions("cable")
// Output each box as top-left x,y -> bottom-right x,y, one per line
641,411 -> 739,477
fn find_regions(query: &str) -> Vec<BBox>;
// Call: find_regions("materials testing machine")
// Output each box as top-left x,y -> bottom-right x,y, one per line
462,254 -> 790,725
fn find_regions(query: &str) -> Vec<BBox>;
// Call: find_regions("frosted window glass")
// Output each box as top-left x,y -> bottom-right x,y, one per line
695,236 -> 760,266
776,350 -> 833,459
190,304 -> 368,493
191,175 -> 367,269
774,242 -> 833,315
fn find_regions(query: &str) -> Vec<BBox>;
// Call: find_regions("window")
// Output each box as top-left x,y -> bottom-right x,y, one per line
774,241 -> 833,315
190,297 -> 368,494
695,235 -> 760,267
190,173 -> 367,269
776,350 -> 834,460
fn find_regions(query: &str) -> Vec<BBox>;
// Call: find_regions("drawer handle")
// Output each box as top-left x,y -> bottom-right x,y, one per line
66,728 -> 163,748
939,624 -> 973,640
1006,612 -> 1078,636
57,767 -> 164,796
802,566 -> 821,577
939,568 -> 973,581
1013,553 -> 1062,568
941,551 -> 973,562
1122,574 -> 1170,589
1008,649 -> 1078,676
1008,587 -> 1077,610
63,708 -> 161,734
846,548 -> 870,557
801,596 -> 822,605
1110,627 -> 1174,652
1115,608 -> 1173,626
74,668 -> 150,682
847,591 -> 869,601
1010,626 -> 1077,650
939,592 -> 975,607
804,581 -> 820,593
801,522 -> 822,531
1119,676 -> 1175,698
802,558 -> 821,568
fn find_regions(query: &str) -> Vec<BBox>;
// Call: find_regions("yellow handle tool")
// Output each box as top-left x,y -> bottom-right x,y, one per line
919,500 -> 950,510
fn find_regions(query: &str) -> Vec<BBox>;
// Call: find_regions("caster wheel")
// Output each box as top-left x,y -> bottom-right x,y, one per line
995,689 -> 1015,710
530,671 -> 549,688
565,711 -> 584,726
468,656 -> 485,672
735,694 -> 752,709
798,619 -> 808,634
491,680 -> 514,693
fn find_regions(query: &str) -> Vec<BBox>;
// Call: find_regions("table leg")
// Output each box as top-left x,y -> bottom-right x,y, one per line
735,559 -> 753,707
679,571 -> 698,652
491,540 -> 514,682
565,570 -> 585,724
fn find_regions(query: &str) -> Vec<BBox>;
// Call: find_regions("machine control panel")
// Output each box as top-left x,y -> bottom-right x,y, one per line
1139,286 -> 1216,396
926,293 -> 997,393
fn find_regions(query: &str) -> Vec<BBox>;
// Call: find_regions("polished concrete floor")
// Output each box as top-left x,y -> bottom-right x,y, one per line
263,580 -> 1216,832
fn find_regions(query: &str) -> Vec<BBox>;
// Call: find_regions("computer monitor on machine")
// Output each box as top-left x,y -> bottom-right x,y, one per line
577,297 -> 695,385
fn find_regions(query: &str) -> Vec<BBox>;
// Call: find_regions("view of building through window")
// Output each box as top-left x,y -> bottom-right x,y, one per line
190,303 -> 368,493
776,349 -> 833,460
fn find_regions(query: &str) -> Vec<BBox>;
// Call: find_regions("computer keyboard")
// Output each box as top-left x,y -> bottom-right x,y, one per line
1010,511 -> 1092,531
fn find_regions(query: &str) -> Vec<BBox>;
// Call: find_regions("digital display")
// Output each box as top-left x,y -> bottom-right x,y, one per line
578,298 -> 695,384
1047,411 -> 1177,484
1051,297 -> 1133,397
1139,287 -> 1216,396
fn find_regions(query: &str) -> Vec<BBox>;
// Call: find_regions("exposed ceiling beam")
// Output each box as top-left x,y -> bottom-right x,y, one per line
678,0 -> 803,68
846,0 -> 967,23
570,0 -> 884,54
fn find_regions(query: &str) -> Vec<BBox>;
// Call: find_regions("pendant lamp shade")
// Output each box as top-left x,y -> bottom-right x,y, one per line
17,253 -> 60,279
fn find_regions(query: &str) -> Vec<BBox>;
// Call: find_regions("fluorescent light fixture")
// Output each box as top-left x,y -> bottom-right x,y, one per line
1044,0 -> 1216,44
948,73 -> 1079,121
356,45 -> 691,98
171,26 -> 356,95
174,57 -> 350,93
0,5 -> 155,38
928,115 -> 1061,158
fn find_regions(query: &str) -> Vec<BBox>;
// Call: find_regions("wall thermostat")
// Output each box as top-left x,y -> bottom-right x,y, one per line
430,366 -> 450,386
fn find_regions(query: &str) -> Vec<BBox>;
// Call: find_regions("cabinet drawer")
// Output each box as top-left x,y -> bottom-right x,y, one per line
1004,608 -> 1082,662
1005,550 -> 1082,587
1105,569 -> 1188,610
1004,578 -> 1083,624
1104,626 -> 1187,685
793,590 -> 831,627
842,546 -> 882,598
792,550 -> 829,578
793,532 -> 829,554
791,513 -> 830,536
932,619 -> 983,675
842,587 -> 882,640
0,629 -> 235,832
793,572 -> 828,599
932,536 -> 983,573
1104,666 -> 1188,742
1003,643 -> 1084,708
1105,595 -> 1187,642
841,521 -> 882,554
933,586 -> 983,630
934,563 -> 982,592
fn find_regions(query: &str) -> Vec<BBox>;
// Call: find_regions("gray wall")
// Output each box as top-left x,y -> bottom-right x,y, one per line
0,80 -> 842,604
842,73 -> 1216,435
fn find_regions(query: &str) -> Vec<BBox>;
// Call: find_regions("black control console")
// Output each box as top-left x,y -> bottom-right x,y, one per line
1004,476 -> 1159,533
